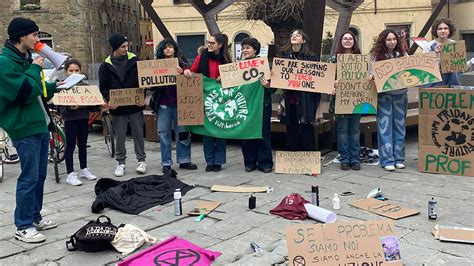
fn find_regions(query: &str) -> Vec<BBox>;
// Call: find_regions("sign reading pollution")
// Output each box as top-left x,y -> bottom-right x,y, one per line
137,58 -> 178,88
440,41 -> 468,73
285,220 -> 402,266
372,52 -> 442,92
271,58 -> 336,94
418,88 -> 474,177
219,57 -> 270,88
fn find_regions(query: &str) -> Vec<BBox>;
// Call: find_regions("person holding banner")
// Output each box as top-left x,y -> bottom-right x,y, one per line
327,32 -> 362,171
99,34 -> 147,177
370,29 -> 408,171
185,33 -> 231,172
59,59 -> 98,186
0,18 -> 62,243
240,37 -> 274,173
151,39 -> 197,174
278,29 -> 320,151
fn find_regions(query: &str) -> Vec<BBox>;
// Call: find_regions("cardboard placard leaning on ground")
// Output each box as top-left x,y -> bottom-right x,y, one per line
219,57 -> 270,88
52,85 -> 105,106
418,88 -> 474,177
275,151 -> 321,175
137,58 -> 179,88
270,58 -> 336,94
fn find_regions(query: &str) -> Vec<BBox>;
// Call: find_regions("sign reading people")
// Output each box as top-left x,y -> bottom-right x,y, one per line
52,85 -> 105,106
285,220 -> 403,266
109,88 -> 145,106
137,58 -> 178,88
418,88 -> 474,177
189,77 -> 263,139
440,41 -> 468,73
372,52 -> 442,92
219,57 -> 270,88
176,74 -> 204,126
335,54 -> 377,114
270,58 -> 336,94
275,151 -> 321,175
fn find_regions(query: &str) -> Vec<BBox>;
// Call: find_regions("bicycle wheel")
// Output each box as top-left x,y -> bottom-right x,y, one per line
103,114 -> 115,157
49,133 -> 60,183
0,156 -> 4,183
49,123 -> 66,163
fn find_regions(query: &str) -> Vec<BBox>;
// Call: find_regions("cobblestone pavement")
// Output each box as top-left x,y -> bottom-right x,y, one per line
0,131 -> 473,265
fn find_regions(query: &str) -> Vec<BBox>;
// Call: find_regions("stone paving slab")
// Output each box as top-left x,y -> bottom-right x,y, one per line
0,132 -> 473,265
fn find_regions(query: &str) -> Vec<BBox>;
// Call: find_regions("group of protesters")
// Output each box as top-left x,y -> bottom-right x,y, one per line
0,15 -> 471,243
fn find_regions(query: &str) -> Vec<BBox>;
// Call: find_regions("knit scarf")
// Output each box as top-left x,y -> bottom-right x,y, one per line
198,50 -> 226,77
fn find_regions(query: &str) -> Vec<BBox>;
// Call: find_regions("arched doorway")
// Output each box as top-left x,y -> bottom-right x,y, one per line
234,32 -> 250,61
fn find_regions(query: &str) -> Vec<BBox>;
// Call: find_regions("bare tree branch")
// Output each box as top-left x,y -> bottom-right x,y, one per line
326,0 -> 364,54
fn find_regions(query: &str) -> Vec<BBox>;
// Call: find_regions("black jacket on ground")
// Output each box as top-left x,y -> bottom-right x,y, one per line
98,52 -> 144,116
91,173 -> 194,215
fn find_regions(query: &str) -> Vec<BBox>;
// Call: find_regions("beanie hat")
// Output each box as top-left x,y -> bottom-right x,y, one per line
108,33 -> 128,51
8,17 -> 39,40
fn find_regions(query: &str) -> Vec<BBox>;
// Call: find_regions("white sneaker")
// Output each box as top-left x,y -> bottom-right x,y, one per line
395,163 -> 405,169
79,168 -> 97,180
114,164 -> 125,177
33,219 -> 58,231
66,172 -> 82,186
15,227 -> 46,243
384,165 -> 396,171
136,162 -> 147,174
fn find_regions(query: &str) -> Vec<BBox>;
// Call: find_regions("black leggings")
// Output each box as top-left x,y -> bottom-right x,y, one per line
286,104 -> 317,151
64,119 -> 89,174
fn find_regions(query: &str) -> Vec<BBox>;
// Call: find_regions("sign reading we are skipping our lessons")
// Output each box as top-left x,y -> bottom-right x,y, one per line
270,58 -> 336,94
285,220 -> 402,266
440,41 -> 468,73
372,52 -> 441,92
219,57 -> 270,88
418,88 -> 474,177
52,85 -> 105,106
137,58 -> 178,88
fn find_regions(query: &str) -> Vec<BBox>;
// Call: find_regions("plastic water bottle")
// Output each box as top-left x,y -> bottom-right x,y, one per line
332,193 -> 340,210
174,189 -> 182,216
428,197 -> 437,221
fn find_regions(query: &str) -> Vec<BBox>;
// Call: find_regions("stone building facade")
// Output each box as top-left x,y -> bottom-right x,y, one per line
0,0 -> 150,78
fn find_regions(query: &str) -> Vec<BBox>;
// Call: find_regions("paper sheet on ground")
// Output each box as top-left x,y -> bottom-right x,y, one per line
210,185 -> 268,193
57,73 -> 86,89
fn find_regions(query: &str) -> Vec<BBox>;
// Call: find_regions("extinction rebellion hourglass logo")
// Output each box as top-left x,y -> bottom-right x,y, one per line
431,109 -> 474,157
204,87 -> 248,129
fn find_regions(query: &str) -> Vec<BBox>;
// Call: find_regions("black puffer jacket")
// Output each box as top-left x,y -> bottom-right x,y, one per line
278,51 -> 321,124
98,52 -> 144,116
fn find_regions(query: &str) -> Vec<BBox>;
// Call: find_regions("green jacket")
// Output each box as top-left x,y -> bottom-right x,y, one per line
0,44 -> 57,139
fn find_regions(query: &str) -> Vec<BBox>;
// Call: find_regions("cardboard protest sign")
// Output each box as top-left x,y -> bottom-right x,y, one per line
210,185 -> 268,193
336,54 -> 370,80
285,220 -> 402,266
440,40 -> 468,73
176,74 -> 204,126
187,201 -> 221,216
275,151 -> 321,175
137,58 -> 178,88
433,224 -> 474,244
109,88 -> 144,106
53,85 -> 105,106
349,198 -> 420,220
271,58 -> 336,94
219,57 -> 270,88
418,88 -> 474,176
335,80 -> 378,114
372,52 -> 442,92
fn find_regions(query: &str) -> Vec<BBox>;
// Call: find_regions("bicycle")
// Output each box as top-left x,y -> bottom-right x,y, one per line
48,123 -> 61,183
0,128 -> 20,183
88,110 -> 115,157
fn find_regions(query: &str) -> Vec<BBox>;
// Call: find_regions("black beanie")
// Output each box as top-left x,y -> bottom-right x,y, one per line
8,17 -> 39,40
108,33 -> 128,51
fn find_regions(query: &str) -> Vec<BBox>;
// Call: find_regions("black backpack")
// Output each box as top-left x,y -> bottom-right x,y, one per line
66,215 -> 118,252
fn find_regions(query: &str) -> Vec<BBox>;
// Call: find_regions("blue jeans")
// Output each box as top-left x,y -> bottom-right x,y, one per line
242,103 -> 273,169
203,136 -> 226,166
336,114 -> 361,164
12,133 -> 49,229
157,104 -> 191,166
377,91 -> 408,167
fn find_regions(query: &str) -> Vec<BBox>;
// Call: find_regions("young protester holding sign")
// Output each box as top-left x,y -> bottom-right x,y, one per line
99,34 -> 147,177
151,39 -> 197,175
327,32 -> 362,171
185,33 -> 231,172
370,30 -> 408,171
59,59 -> 98,186
279,29 -> 321,151
240,37 -> 274,173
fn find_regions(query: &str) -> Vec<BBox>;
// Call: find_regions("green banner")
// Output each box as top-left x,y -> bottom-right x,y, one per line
190,77 -> 264,139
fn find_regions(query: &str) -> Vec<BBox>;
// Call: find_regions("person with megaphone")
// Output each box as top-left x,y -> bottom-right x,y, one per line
99,34 -> 147,177
0,17 -> 64,243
